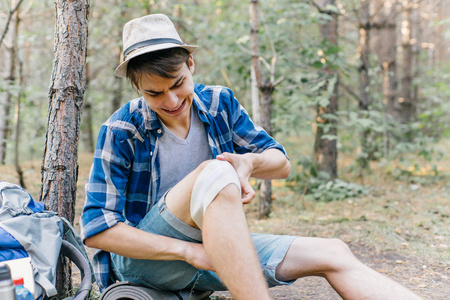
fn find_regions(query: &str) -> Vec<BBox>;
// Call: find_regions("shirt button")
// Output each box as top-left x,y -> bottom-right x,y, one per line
157,129 -> 162,134
150,151 -> 153,156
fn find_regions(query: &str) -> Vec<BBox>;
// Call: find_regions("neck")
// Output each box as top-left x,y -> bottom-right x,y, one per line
161,109 -> 192,139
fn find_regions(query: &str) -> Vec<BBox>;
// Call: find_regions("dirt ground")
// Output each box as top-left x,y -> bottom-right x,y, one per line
1,150 -> 448,299
211,244 -> 449,299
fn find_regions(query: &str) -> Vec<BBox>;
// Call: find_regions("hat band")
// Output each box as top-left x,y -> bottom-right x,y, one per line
123,38 -> 184,57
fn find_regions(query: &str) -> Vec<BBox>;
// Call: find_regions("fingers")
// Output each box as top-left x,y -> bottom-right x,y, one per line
241,181 -> 255,204
216,153 -> 231,163
186,243 -> 216,271
217,152 -> 255,203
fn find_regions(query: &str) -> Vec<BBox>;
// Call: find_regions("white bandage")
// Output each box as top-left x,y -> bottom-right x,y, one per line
190,160 -> 241,229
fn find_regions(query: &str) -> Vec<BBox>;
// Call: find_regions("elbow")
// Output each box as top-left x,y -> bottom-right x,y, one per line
84,234 -> 102,249
84,236 -> 97,248
280,160 -> 291,179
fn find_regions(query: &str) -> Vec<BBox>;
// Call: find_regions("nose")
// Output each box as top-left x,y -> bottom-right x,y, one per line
165,91 -> 179,108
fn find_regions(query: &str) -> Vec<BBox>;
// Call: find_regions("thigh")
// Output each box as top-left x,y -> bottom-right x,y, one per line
186,233 -> 298,291
275,237 -> 352,281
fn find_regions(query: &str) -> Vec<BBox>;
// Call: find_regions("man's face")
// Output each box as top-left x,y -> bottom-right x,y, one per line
137,55 -> 195,128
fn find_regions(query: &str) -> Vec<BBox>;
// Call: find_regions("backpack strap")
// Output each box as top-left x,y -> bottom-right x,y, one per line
60,216 -> 94,299
60,217 -> 90,262
60,240 -> 92,300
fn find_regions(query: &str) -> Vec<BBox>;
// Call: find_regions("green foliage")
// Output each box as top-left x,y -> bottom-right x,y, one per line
388,163 -> 447,186
2,0 -> 449,184
416,65 -> 450,139
287,155 -> 369,202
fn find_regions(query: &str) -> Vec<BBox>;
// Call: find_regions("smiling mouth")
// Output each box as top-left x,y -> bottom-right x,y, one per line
163,100 -> 185,114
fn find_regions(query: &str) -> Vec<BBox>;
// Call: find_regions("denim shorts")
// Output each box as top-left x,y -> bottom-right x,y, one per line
111,198 -> 297,292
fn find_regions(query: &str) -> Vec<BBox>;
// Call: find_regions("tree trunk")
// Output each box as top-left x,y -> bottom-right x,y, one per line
410,0 -> 421,105
399,0 -> 415,124
357,0 -> 371,170
250,65 -> 261,125
40,0 -> 89,298
358,0 -> 371,113
371,0 -> 398,119
314,0 -> 339,179
14,59 -> 25,188
0,0 -> 20,164
11,3 -> 25,187
0,0 -> 24,45
112,7 -> 125,113
112,70 -> 123,113
250,0 -> 282,219
81,100 -> 95,152
259,88 -> 274,218
433,0 -> 449,64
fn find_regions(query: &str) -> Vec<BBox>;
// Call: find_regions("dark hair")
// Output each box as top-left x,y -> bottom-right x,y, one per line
126,47 -> 190,89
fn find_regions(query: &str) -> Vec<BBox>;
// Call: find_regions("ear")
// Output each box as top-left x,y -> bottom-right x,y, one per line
188,54 -> 195,74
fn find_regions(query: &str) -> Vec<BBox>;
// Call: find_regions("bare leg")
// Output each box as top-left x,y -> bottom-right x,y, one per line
165,161 -> 271,300
203,184 -> 270,300
276,237 -> 423,300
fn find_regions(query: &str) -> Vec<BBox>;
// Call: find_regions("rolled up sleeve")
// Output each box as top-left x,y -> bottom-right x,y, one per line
81,125 -> 133,241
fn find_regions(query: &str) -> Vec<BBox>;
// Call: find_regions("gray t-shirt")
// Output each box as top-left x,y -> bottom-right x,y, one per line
156,107 -> 213,201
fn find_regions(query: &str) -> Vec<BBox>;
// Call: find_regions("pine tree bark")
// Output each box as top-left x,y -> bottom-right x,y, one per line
40,0 -> 89,297
314,0 -> 339,179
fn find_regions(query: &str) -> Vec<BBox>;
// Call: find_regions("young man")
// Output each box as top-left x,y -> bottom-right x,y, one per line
81,14 -> 422,300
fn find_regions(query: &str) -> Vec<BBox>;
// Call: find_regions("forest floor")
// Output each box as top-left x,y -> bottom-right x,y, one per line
0,143 -> 448,299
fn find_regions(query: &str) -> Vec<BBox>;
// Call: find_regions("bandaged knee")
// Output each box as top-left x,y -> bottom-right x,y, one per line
190,160 -> 241,229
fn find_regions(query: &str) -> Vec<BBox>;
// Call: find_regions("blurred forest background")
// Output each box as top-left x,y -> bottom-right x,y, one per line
1,0 -> 449,195
0,0 -> 449,298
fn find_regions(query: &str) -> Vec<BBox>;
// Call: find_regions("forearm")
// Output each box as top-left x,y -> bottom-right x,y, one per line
85,222 -> 189,261
246,148 -> 290,179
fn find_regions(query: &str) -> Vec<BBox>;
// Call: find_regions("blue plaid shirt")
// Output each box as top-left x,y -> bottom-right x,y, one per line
80,83 -> 287,291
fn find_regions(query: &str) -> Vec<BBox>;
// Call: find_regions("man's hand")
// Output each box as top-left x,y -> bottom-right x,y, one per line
184,242 -> 215,271
216,152 -> 255,204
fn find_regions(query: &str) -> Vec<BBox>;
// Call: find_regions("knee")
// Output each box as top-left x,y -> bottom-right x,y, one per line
190,159 -> 241,228
194,159 -> 241,197
325,239 -> 358,271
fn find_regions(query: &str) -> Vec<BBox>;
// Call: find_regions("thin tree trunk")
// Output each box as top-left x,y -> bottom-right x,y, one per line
112,72 -> 123,113
372,0 -> 398,120
250,0 -> 282,219
14,62 -> 25,188
410,0 -> 421,105
82,61 -> 94,153
12,6 -> 25,188
250,65 -> 261,125
0,0 -> 20,164
399,0 -> 415,124
0,0 -> 24,46
40,0 -> 89,297
433,0 -> 448,64
357,0 -> 371,170
81,100 -> 95,152
112,1 -> 126,113
259,89 -> 274,218
314,0 -> 339,179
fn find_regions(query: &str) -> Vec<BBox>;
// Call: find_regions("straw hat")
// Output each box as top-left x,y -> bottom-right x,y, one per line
114,14 -> 198,78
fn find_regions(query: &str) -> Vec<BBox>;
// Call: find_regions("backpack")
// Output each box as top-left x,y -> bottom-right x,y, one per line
0,181 -> 93,300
